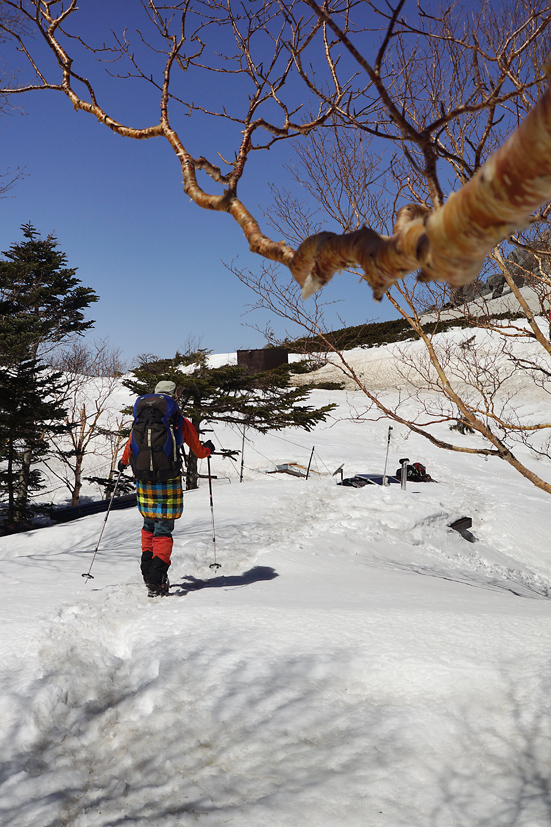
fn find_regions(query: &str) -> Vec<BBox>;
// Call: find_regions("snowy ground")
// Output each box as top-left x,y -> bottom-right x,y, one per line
418,284 -> 544,324
2,371 -> 551,824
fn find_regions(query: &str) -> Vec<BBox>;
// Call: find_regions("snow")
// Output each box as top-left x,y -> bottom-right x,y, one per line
2,340 -> 551,826
292,316 -> 551,396
206,352 -> 238,368
419,284 -> 544,323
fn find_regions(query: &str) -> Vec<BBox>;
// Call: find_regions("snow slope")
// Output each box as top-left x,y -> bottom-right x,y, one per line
2,370 -> 551,825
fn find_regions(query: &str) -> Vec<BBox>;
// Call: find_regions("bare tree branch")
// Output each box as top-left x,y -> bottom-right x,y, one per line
1,0 -> 551,305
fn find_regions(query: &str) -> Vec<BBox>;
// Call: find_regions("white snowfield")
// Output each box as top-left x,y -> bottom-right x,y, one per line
2,338 -> 551,826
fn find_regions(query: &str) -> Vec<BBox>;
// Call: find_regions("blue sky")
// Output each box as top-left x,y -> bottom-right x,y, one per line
0,2 -> 398,366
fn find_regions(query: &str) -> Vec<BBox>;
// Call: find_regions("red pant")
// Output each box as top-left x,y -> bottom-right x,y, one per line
141,522 -> 174,565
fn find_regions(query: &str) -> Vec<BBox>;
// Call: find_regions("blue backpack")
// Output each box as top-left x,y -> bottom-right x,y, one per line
130,394 -> 182,482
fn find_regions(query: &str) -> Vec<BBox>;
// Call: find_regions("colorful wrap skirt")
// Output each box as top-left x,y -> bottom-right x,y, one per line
136,476 -> 183,520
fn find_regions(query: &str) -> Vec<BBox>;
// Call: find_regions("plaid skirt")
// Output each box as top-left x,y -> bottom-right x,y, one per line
136,476 -> 183,520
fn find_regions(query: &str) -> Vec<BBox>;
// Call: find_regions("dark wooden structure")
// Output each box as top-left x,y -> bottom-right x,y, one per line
237,347 -> 288,374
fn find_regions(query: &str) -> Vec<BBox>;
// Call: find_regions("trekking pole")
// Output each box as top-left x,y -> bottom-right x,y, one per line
382,425 -> 393,486
305,446 -> 315,480
239,425 -> 246,483
81,468 -> 123,582
206,454 -> 221,570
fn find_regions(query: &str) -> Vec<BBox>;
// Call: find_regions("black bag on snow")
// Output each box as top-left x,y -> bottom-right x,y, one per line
130,394 -> 182,482
340,475 -> 371,488
395,462 -> 432,482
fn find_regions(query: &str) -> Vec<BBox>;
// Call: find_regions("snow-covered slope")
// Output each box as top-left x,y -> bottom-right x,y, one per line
2,346 -> 551,826
419,283 -> 544,323
294,313 -> 551,392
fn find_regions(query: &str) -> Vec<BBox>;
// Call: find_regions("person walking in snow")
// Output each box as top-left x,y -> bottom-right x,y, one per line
118,380 -> 214,596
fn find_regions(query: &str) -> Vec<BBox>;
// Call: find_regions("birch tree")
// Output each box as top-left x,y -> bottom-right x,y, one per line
46,340 -> 127,506
0,1 -> 25,196
4,1 -> 551,493
234,0 -> 551,494
1,1 -> 551,298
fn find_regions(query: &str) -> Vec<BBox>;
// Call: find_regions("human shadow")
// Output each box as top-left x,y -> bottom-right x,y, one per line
171,565 -> 278,595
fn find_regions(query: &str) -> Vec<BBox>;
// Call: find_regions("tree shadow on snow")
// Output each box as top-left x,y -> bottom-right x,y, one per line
170,564 -> 278,595
1,654 -> 551,826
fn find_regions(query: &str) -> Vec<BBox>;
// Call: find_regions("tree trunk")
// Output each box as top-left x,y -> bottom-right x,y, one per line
185,451 -> 198,491
14,445 -> 32,522
105,464 -> 116,499
185,410 -> 203,491
71,449 -> 84,506
6,440 -> 15,524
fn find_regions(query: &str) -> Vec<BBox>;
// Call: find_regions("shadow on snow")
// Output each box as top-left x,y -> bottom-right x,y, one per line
170,565 -> 279,595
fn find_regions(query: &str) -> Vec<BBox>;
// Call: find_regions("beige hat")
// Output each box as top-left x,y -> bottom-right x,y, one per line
154,380 -> 177,396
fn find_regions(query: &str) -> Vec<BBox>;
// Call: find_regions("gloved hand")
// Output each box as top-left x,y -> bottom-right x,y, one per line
203,440 -> 215,455
117,459 -> 128,472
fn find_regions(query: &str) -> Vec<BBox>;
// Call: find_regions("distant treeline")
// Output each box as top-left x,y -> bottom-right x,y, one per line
284,310 -> 525,353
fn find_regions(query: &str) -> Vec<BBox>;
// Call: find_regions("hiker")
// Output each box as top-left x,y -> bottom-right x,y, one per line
118,380 -> 214,596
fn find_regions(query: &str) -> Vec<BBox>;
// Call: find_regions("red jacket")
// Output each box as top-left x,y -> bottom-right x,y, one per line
122,416 -> 211,466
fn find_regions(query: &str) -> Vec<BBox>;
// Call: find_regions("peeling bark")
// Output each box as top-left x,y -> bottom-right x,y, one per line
290,83 -> 551,300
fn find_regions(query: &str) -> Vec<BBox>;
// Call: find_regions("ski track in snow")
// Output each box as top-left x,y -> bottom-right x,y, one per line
2,375 -> 551,824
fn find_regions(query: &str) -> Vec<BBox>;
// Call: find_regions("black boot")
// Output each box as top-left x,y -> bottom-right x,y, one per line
148,557 -> 170,597
140,551 -> 153,584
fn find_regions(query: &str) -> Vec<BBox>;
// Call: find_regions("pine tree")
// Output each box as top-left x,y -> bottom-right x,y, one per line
124,350 -> 336,489
0,222 -> 97,365
0,358 -> 70,524
0,224 -> 98,523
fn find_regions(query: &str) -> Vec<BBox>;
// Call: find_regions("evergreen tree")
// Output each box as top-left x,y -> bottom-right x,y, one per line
124,350 -> 335,489
0,224 -> 98,522
0,222 -> 97,364
0,358 -> 70,523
